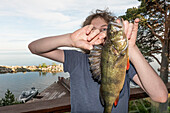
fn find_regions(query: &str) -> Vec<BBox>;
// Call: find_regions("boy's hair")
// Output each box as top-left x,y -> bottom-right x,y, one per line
82,9 -> 116,27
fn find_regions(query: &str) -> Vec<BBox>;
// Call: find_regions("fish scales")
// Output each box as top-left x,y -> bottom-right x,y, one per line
101,21 -> 128,113
88,20 -> 129,113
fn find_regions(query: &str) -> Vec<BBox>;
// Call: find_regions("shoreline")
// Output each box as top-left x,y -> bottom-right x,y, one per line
0,64 -> 63,74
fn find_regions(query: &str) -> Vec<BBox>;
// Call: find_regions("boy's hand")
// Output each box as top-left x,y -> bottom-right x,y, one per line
70,25 -> 106,50
123,18 -> 140,48
124,19 -> 140,60
116,18 -> 140,59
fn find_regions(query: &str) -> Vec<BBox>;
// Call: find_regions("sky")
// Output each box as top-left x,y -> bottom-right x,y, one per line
0,0 -> 141,52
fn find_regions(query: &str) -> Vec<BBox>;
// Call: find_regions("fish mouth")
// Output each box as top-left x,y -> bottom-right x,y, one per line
107,21 -> 123,36
108,21 -> 122,29
106,21 -> 123,40
106,20 -> 127,52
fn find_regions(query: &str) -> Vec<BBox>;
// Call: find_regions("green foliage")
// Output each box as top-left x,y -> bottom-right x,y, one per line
38,64 -> 42,68
52,62 -> 57,66
120,0 -> 147,25
121,7 -> 146,24
0,99 -> 2,107
0,89 -> 21,106
42,63 -> 47,68
129,99 -> 151,113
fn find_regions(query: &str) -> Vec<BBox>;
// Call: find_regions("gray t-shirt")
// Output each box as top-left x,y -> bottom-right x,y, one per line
64,50 -> 137,113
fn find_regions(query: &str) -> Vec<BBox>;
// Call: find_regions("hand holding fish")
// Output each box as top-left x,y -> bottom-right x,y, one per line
123,18 -> 140,59
70,25 -> 106,50
124,18 -> 140,47
116,18 -> 140,59
122,18 -> 168,104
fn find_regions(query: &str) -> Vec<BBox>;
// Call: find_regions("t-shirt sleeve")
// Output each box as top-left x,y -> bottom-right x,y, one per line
63,50 -> 86,73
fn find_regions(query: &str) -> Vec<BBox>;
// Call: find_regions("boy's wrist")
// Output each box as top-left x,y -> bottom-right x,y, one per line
69,33 -> 75,47
129,45 -> 138,61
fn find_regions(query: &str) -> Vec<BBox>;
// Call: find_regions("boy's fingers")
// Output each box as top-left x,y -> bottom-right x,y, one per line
123,20 -> 129,35
130,18 -> 140,42
89,36 -> 99,44
99,32 -> 106,39
135,18 -> 140,23
132,18 -> 140,36
116,19 -> 121,24
90,32 -> 106,44
84,43 -> 93,50
86,25 -> 94,35
87,29 -> 100,41
77,40 -> 93,50
94,39 -> 104,45
126,23 -> 134,39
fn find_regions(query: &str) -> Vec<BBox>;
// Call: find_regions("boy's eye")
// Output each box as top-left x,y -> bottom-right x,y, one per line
101,28 -> 107,32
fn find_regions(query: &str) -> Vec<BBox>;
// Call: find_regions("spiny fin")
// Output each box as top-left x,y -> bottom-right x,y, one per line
114,95 -> 119,107
126,57 -> 130,70
88,45 -> 103,83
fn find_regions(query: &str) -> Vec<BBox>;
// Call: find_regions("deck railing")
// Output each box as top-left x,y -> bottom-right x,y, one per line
0,83 -> 169,113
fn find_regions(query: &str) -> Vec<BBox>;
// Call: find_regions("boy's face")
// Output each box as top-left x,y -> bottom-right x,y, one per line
91,17 -> 108,34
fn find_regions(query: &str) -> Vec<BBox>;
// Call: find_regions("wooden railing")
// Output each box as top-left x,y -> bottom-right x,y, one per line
0,82 -> 169,113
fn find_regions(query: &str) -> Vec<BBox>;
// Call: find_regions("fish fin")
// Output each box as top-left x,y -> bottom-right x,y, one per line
88,45 -> 103,83
126,57 -> 130,70
99,86 -> 105,106
114,95 -> 119,107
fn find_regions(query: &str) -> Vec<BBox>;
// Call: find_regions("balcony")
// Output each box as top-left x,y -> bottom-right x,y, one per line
0,77 -> 169,113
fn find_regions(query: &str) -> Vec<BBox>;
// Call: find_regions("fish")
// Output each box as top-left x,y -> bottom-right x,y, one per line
88,19 -> 129,113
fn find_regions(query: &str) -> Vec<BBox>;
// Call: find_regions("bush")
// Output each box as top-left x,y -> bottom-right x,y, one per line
42,63 -> 47,68
52,62 -> 57,66
38,64 -> 42,68
129,99 -> 151,113
0,89 -> 21,106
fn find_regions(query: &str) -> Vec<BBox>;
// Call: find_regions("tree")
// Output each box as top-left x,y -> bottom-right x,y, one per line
0,99 -> 2,106
38,64 -> 42,68
121,0 -> 169,112
42,63 -> 47,68
52,62 -> 57,66
121,0 -> 169,85
0,89 -> 20,106
144,0 -> 169,84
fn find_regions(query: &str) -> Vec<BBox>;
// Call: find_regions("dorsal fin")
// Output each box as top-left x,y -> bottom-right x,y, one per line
88,45 -> 103,83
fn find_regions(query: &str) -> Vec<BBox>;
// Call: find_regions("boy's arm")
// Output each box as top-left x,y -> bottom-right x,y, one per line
28,33 -> 72,63
28,25 -> 106,63
125,19 -> 168,103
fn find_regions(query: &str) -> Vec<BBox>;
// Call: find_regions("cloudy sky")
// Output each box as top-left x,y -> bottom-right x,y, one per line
0,0 -> 140,51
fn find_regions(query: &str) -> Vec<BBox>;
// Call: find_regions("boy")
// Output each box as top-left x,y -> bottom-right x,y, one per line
28,9 -> 168,113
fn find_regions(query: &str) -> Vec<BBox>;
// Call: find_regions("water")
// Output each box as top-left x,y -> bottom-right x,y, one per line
0,50 -> 69,99
0,72 -> 69,99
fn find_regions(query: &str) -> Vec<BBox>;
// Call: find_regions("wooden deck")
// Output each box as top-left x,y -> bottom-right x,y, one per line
0,77 -> 71,113
27,77 -> 70,103
0,77 -> 169,113
0,97 -> 71,113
